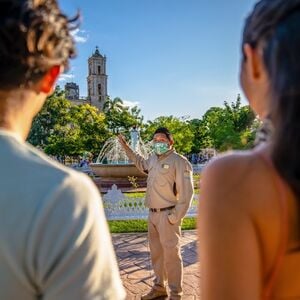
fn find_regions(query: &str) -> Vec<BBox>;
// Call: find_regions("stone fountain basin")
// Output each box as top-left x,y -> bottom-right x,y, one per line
90,163 -> 147,178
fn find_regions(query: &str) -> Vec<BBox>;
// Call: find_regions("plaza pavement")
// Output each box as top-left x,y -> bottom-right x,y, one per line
112,230 -> 200,300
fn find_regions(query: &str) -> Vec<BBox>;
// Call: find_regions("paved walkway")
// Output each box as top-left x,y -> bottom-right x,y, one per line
112,231 -> 200,300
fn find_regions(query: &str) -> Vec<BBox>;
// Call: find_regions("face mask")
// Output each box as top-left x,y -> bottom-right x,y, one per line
153,142 -> 169,155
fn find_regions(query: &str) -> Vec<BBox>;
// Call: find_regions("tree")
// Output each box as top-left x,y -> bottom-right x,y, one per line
188,118 -> 211,153
45,123 -> 82,161
70,104 -> 109,155
28,89 -> 72,147
196,95 -> 256,151
28,91 -> 110,160
103,97 -> 143,134
223,94 -> 255,133
103,97 -> 123,113
28,91 -> 257,159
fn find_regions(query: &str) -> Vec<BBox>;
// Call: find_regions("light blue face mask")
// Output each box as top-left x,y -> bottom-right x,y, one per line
153,142 -> 170,155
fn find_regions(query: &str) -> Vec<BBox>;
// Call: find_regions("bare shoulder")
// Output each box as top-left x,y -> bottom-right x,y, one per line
200,147 -> 271,212
202,149 -> 257,188
198,149 -> 271,300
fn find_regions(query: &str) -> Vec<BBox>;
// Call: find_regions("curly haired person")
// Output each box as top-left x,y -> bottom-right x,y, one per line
0,1 -> 125,299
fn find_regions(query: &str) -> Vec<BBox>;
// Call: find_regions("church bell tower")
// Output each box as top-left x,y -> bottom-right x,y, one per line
87,47 -> 108,110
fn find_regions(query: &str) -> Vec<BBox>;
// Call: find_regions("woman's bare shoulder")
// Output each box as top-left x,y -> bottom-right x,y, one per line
200,146 -> 272,211
198,147 -> 273,300
202,149 -> 259,188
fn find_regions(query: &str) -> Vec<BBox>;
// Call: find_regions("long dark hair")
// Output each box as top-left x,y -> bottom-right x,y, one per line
0,0 -> 78,90
243,0 -> 300,198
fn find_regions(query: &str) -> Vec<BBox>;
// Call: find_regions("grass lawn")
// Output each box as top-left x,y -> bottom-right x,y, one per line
108,217 -> 196,233
123,192 -> 146,198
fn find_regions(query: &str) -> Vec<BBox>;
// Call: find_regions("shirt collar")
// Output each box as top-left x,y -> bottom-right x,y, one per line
0,128 -> 23,143
157,148 -> 175,161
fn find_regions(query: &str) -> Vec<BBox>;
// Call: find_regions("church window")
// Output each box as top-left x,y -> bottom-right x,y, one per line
89,82 -> 94,96
98,65 -> 101,74
98,84 -> 102,95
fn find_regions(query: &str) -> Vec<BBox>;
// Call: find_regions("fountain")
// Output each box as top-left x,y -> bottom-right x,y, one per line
90,130 -> 152,192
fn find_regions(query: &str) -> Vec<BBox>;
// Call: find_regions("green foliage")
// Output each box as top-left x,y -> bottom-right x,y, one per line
28,91 -> 258,158
103,97 -> 143,135
70,104 -> 109,155
188,118 -> 210,153
127,176 -> 139,189
28,90 -> 110,158
142,116 -> 194,154
28,89 -> 72,147
191,95 -> 256,152
45,124 -> 81,157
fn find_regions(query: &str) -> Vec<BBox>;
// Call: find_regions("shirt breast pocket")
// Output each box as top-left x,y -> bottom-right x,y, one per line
160,163 -> 172,174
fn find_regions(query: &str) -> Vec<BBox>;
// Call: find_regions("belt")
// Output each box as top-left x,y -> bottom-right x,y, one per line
149,205 -> 175,212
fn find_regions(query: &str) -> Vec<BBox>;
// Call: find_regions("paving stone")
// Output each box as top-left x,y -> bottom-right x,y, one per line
117,251 -> 135,259
120,264 -> 141,276
123,277 -> 152,295
127,269 -> 154,281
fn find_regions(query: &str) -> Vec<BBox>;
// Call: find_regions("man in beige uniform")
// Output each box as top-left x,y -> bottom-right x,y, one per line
119,128 -> 194,300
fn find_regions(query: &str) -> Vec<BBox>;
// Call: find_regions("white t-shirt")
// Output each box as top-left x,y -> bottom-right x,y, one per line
0,130 -> 126,300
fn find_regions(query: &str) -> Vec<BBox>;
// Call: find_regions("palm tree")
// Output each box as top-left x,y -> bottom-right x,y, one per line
103,97 -> 124,113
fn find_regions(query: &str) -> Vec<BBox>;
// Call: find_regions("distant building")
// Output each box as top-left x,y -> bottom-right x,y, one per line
87,47 -> 108,110
65,82 -> 79,100
64,47 -> 108,111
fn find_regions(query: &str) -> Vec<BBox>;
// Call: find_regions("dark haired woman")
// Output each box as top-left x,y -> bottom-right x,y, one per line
0,1 -> 125,299
198,0 -> 300,299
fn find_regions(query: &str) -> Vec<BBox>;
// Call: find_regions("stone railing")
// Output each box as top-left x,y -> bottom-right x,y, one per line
103,184 -> 198,220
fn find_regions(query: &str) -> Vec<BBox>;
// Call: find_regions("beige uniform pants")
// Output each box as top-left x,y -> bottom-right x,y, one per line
148,210 -> 183,299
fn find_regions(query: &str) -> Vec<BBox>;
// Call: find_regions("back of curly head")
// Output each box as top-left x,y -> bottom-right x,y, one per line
0,0 -> 77,90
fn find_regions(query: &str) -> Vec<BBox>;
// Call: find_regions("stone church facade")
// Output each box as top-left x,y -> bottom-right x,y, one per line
65,47 -> 108,110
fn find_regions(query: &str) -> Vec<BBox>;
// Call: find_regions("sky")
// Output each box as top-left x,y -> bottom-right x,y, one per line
59,0 -> 257,121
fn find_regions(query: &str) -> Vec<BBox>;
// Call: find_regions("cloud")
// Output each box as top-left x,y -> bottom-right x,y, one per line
122,100 -> 140,108
71,29 -> 89,43
58,73 -> 75,82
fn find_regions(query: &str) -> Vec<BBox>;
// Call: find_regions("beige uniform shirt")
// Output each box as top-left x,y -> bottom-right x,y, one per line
125,148 -> 194,223
0,131 -> 126,300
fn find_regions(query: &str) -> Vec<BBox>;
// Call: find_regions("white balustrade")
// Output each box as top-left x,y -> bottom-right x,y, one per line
103,184 -> 198,220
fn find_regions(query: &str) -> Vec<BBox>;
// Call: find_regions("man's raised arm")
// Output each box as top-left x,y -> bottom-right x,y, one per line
118,135 -> 149,173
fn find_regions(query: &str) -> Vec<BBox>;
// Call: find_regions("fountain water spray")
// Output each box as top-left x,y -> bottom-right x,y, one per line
96,136 -> 152,165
